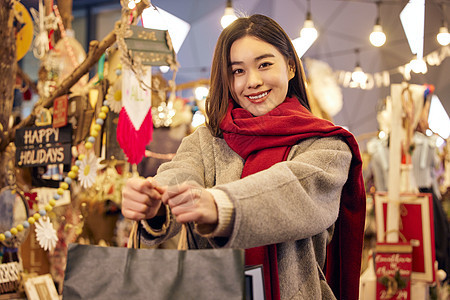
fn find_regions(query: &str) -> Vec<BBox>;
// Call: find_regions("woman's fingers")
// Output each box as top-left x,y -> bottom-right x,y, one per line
161,182 -> 192,205
145,177 -> 166,194
122,177 -> 164,220
163,182 -> 218,225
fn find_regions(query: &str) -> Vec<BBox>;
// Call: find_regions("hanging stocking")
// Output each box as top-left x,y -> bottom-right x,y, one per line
116,66 -> 153,164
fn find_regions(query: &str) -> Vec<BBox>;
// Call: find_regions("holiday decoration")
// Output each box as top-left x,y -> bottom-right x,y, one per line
14,1 -> 34,61
375,242 -> 412,299
105,75 -> 123,113
1,101 -> 110,248
35,217 -> 58,252
116,65 -> 153,164
77,152 -> 99,189
15,125 -> 72,168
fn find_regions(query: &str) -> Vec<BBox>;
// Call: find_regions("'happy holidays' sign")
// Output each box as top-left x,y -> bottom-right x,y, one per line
15,125 -> 72,167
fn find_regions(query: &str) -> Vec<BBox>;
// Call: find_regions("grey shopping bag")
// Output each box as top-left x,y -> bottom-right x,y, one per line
62,243 -> 245,300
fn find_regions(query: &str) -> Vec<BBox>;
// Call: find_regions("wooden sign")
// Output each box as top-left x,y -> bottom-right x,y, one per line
0,262 -> 21,294
375,193 -> 436,282
68,95 -> 94,145
15,125 -> 72,167
375,243 -> 412,300
53,95 -> 68,128
124,25 -> 176,66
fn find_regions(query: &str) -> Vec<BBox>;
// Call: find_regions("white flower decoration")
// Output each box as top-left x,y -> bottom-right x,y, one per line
78,152 -> 98,188
105,77 -> 122,113
35,217 -> 58,252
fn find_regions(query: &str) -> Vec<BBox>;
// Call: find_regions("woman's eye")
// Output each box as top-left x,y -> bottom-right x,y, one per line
232,69 -> 244,75
259,62 -> 273,68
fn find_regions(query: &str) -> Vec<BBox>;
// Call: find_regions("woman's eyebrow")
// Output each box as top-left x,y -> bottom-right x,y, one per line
229,53 -> 275,66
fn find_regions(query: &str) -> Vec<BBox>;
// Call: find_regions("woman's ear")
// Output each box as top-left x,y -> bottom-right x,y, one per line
288,62 -> 296,80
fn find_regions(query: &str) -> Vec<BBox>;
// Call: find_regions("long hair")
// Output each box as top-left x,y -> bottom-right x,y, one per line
206,14 -> 311,137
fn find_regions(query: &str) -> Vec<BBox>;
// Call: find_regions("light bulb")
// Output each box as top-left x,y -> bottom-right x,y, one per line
159,66 -> 170,73
351,66 -> 367,84
300,19 -> 318,41
370,24 -> 386,47
194,86 -> 209,100
221,7 -> 237,28
409,57 -> 427,74
128,0 -> 136,9
437,26 -> 450,46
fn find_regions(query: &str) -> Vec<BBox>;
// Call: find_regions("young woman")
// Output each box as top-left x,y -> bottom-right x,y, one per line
122,14 -> 366,300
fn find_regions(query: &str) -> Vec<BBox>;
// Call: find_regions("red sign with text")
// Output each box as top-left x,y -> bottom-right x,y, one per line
375,243 -> 412,300
53,95 -> 68,128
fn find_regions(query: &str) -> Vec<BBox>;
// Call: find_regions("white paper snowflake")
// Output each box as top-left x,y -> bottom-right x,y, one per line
35,217 -> 58,252
105,77 -> 123,113
78,152 -> 98,188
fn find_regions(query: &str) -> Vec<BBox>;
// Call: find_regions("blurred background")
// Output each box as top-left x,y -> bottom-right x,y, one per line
19,0 -> 450,141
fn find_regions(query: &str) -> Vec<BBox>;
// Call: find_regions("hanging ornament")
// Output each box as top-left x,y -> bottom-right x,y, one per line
77,152 -> 98,189
105,75 -> 123,113
116,66 -> 153,164
14,1 -> 34,61
35,217 -> 58,252
30,0 -> 48,59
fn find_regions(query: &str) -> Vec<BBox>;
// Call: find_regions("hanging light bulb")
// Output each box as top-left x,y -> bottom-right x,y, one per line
437,4 -> 450,46
300,14 -> 318,41
300,0 -> 318,41
128,0 -> 136,9
437,24 -> 450,46
370,24 -> 386,47
352,65 -> 367,84
194,86 -> 209,100
221,0 -> 237,29
351,49 -> 367,85
370,2 -> 386,47
409,55 -> 428,74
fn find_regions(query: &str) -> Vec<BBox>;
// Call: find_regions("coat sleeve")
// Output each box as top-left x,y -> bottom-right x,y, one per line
210,136 -> 352,249
139,128 -> 210,246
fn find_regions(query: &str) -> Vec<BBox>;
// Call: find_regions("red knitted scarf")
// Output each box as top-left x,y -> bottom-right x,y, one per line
219,96 -> 366,300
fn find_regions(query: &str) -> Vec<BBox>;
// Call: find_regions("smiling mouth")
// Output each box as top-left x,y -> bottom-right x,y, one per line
246,91 -> 269,103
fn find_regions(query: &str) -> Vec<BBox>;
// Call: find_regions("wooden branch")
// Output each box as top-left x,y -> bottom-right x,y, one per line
0,1 -> 150,152
16,65 -> 38,93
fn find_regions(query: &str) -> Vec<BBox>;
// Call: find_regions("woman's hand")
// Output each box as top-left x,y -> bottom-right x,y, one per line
162,181 -> 218,225
122,177 -> 166,221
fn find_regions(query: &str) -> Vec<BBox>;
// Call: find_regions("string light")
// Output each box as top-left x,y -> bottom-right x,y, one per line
351,49 -> 367,86
221,0 -> 237,29
370,1 -> 386,47
437,25 -> 450,46
409,55 -> 427,74
0,103 -> 110,243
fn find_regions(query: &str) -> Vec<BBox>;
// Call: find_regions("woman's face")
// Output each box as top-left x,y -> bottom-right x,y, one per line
229,36 -> 294,116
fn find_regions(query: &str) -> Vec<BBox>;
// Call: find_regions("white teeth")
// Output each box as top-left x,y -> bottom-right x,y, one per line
248,91 -> 268,100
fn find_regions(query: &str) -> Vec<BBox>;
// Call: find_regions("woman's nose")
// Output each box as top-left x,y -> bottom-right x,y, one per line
247,70 -> 263,88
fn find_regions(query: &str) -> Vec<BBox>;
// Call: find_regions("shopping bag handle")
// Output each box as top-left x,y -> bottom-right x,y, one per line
177,224 -> 188,250
128,221 -> 141,249
128,221 -> 188,250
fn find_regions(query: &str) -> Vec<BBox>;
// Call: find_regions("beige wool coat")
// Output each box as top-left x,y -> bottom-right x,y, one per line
140,126 -> 352,299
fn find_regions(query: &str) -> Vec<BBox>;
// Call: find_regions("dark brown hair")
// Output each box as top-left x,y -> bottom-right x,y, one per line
205,14 -> 310,137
